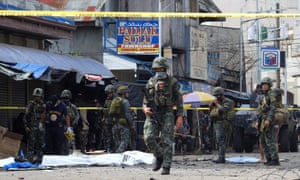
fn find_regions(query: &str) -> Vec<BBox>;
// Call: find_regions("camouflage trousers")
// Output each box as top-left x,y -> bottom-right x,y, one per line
214,121 -> 231,159
112,123 -> 130,153
260,125 -> 279,161
103,123 -> 113,152
143,111 -> 174,168
75,129 -> 88,153
26,127 -> 45,162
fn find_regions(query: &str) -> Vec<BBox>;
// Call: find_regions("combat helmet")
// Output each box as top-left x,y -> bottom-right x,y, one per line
104,84 -> 115,94
213,87 -> 224,96
117,86 -> 129,94
60,89 -> 72,99
152,57 -> 169,70
261,77 -> 273,87
32,88 -> 44,97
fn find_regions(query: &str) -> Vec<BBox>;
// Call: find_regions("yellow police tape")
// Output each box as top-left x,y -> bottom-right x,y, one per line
0,106 -> 298,111
0,10 -> 300,18
0,106 -> 267,111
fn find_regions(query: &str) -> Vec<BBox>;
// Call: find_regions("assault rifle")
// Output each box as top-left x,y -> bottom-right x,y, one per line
174,132 -> 196,139
143,87 -> 160,124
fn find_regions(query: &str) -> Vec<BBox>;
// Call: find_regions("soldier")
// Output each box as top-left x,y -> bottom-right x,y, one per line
60,89 -> 79,154
23,88 -> 46,163
110,85 -> 135,153
87,99 -> 103,151
44,95 -> 73,155
143,57 -> 183,175
209,86 -> 234,163
102,84 -> 115,153
257,77 -> 281,166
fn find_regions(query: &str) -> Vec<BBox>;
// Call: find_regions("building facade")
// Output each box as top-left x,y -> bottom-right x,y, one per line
204,0 -> 300,104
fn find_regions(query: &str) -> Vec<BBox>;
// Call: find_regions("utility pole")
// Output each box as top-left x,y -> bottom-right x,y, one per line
158,0 -> 162,57
275,3 -> 280,88
256,0 -> 261,85
239,10 -> 244,94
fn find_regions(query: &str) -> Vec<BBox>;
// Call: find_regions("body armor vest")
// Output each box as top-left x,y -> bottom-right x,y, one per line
150,78 -> 174,107
27,100 -> 44,127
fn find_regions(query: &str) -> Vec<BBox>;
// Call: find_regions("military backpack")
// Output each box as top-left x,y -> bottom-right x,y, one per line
109,96 -> 123,115
273,107 -> 289,126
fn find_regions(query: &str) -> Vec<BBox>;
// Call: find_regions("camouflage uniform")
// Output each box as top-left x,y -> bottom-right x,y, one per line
87,99 -> 103,151
110,86 -> 135,153
143,57 -> 183,175
60,89 -> 80,154
23,88 -> 46,163
258,77 -> 281,166
102,84 -> 115,152
210,87 -> 234,163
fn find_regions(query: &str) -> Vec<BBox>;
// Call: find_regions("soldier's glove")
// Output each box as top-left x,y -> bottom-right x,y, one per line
64,127 -> 75,140
38,122 -> 44,131
67,127 -> 74,134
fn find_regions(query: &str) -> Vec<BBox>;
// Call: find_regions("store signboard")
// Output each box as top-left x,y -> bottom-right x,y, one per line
116,20 -> 159,55
261,48 -> 280,69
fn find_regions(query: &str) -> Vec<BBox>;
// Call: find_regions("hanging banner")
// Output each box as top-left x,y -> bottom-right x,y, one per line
116,20 -> 159,55
189,27 -> 207,80
261,48 -> 280,69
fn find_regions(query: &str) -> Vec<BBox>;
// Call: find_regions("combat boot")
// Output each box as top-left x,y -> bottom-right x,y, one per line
212,158 -> 225,163
263,158 -> 271,165
161,167 -> 170,175
152,156 -> 163,171
266,159 -> 280,166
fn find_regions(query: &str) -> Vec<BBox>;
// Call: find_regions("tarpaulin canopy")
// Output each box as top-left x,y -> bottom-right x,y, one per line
103,52 -> 138,70
0,43 -> 114,81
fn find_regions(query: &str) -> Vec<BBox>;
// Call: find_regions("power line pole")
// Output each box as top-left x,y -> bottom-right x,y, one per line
275,3 -> 280,88
256,0 -> 261,85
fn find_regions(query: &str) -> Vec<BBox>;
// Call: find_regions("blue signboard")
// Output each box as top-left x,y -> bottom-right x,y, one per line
261,48 -> 280,69
207,51 -> 220,81
116,20 -> 159,55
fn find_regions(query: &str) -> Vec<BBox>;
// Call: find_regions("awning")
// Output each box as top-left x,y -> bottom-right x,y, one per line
0,43 -> 114,81
103,53 -> 138,70
198,0 -> 226,23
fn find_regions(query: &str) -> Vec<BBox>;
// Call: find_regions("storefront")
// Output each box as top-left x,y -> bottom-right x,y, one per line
0,43 -> 114,129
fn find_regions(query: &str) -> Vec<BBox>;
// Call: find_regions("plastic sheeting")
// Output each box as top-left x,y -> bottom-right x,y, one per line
0,151 -> 154,170
0,43 -> 114,80
226,157 -> 259,163
103,53 -> 137,70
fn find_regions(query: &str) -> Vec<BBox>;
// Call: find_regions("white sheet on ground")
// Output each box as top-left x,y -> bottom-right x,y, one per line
41,150 -> 154,167
0,151 -> 154,168
0,157 -> 15,167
